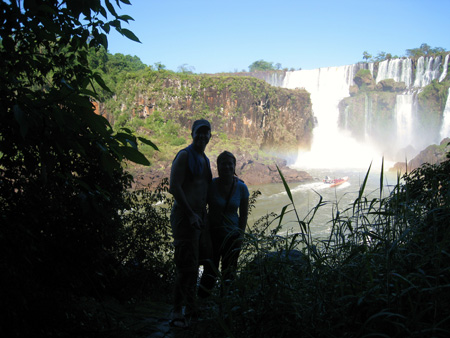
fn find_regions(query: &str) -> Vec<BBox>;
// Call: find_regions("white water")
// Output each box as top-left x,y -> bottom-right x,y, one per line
282,65 -> 383,169
414,56 -> 442,88
439,54 -> 449,82
271,54 -> 450,169
376,58 -> 413,87
252,56 -> 449,237
395,94 -> 414,149
440,88 -> 450,140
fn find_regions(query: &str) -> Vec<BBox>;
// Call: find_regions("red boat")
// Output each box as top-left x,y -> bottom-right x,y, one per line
323,176 -> 348,187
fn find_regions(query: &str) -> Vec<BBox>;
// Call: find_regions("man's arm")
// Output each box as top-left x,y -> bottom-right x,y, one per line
169,151 -> 201,228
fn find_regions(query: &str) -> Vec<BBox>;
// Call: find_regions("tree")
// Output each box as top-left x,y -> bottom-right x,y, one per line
374,51 -> 387,62
249,59 -> 275,72
406,43 -> 447,58
0,0 -> 157,335
154,61 -> 167,71
177,63 -> 195,73
362,51 -> 372,62
106,52 -> 147,73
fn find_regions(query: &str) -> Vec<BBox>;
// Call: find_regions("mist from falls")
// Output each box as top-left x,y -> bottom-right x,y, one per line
282,65 -> 381,169
267,54 -> 450,170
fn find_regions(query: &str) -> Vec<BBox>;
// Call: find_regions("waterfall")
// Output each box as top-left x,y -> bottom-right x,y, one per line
261,54 -> 449,169
440,88 -> 450,140
364,93 -> 372,141
439,54 -> 449,82
395,94 -> 414,149
375,58 -> 413,87
282,64 -> 379,169
413,56 -> 442,87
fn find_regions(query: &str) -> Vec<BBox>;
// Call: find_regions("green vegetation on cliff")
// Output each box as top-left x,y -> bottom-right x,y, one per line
362,43 -> 447,63
92,57 -> 314,164
417,79 -> 450,134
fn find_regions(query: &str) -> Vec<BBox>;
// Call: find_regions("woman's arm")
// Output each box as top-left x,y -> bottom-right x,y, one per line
238,197 -> 249,232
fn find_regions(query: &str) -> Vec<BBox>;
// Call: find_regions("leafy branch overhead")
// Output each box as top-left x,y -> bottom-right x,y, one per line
0,2 -> 156,334
0,0 -> 155,177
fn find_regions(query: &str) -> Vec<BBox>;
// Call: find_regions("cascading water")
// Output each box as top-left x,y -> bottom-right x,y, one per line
439,54 -> 449,82
262,54 -> 449,169
376,58 -> 413,87
414,56 -> 442,87
282,65 -> 381,169
395,94 -> 414,148
440,88 -> 450,140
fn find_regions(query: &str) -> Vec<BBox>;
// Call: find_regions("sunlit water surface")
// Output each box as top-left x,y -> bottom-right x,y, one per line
247,167 -> 399,239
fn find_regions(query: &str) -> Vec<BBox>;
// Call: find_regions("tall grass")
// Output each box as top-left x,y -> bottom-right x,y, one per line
195,156 -> 450,337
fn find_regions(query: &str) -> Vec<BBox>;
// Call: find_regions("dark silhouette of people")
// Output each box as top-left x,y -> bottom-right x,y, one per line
199,151 -> 249,297
169,119 -> 212,328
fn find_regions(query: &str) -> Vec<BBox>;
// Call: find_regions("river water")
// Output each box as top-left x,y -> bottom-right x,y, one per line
247,166 -> 399,239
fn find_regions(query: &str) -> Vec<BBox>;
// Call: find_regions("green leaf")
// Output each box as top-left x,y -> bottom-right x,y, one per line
118,14 -> 134,22
120,146 -> 150,166
380,156 -> 384,200
103,22 -> 110,33
354,162 -> 372,212
105,0 -> 118,17
138,136 -> 159,151
93,72 -> 112,92
119,28 -> 141,43
276,164 -> 293,203
115,132 -> 137,147
100,151 -> 120,176
277,204 -> 289,228
99,5 -> 107,18
83,110 -> 110,137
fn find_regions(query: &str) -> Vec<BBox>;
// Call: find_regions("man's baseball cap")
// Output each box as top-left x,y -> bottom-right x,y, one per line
192,119 -> 211,134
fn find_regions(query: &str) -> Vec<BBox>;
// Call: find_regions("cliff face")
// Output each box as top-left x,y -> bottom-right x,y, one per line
99,73 -> 314,156
338,64 -> 450,161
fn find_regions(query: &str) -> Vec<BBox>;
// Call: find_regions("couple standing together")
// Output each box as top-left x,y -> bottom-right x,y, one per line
169,119 -> 249,328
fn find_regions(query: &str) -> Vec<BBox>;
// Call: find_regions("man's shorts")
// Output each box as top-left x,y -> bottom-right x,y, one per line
170,205 -> 205,272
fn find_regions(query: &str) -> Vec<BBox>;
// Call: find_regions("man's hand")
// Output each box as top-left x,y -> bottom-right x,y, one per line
188,213 -> 202,230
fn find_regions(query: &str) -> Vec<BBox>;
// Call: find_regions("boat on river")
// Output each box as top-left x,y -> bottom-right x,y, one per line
323,176 -> 348,187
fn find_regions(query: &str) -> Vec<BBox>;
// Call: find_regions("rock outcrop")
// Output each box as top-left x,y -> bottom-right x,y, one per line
97,73 -> 314,156
132,153 -> 313,190
390,138 -> 450,173
96,72 -> 316,188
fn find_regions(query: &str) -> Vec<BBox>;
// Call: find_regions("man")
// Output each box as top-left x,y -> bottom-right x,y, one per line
169,119 -> 212,328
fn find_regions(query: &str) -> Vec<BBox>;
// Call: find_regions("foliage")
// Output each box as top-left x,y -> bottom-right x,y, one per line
353,68 -> 374,90
249,59 -> 276,72
0,0 -> 157,336
192,155 -> 450,337
364,43 -> 447,63
177,63 -> 196,74
417,79 -> 450,135
406,43 -> 447,58
362,50 -> 372,61
111,178 -> 175,300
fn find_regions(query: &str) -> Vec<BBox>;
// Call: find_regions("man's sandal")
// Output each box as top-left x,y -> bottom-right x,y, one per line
170,315 -> 189,329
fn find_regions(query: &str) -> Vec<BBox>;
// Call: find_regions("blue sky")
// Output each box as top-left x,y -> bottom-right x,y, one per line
106,0 -> 450,74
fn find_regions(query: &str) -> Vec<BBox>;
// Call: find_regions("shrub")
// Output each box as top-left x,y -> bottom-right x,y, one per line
194,157 -> 450,337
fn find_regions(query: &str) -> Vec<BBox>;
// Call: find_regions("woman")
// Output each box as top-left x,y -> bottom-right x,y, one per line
199,151 -> 249,297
